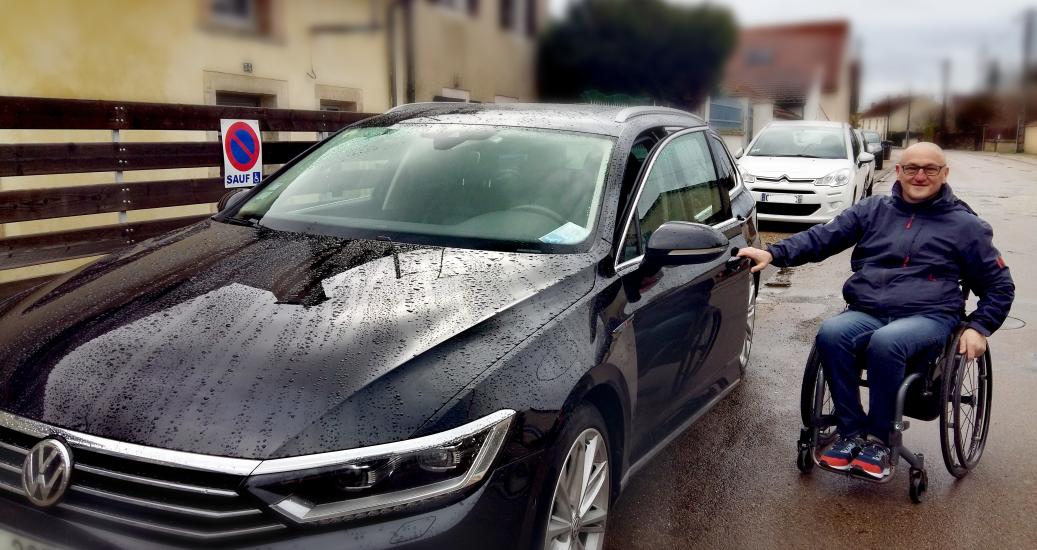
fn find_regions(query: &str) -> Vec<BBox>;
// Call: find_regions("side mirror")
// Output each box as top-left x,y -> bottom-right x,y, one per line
857,152 -> 875,165
734,147 -> 744,159
217,188 -> 249,212
646,221 -> 729,265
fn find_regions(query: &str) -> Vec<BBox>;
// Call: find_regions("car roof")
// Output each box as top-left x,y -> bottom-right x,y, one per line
373,102 -> 706,137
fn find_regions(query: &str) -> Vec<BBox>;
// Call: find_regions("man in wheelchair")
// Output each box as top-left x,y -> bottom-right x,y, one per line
737,142 -> 1014,482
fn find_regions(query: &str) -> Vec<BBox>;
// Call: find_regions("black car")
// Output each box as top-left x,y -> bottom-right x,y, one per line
0,103 -> 761,550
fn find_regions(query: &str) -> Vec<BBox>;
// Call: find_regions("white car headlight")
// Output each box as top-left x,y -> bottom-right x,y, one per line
738,166 -> 756,184
245,410 -> 514,525
814,167 -> 853,187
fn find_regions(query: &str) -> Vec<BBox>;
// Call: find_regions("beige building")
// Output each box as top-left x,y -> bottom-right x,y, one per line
706,20 -> 858,151
0,0 -> 546,284
859,96 -> 941,144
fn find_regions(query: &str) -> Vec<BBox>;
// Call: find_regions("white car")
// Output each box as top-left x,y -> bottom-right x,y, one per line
735,121 -> 874,224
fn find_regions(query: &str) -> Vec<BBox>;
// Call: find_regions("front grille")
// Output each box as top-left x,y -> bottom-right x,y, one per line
0,425 -> 286,544
755,176 -> 815,183
756,203 -> 821,216
752,187 -> 816,195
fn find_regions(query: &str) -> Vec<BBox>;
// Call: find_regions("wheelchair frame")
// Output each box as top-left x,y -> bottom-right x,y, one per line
796,324 -> 993,503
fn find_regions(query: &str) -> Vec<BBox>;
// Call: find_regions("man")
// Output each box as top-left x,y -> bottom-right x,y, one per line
738,142 -> 1014,480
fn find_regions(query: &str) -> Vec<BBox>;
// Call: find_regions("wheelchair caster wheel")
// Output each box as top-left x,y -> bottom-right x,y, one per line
909,468 -> 928,503
797,447 -> 814,474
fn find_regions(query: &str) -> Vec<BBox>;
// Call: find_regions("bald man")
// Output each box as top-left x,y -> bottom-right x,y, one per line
738,142 -> 1014,480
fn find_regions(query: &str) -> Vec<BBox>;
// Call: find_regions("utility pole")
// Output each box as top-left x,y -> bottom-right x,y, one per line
885,95 -> 891,140
1017,8 -> 1034,153
905,89 -> 913,147
941,58 -> 950,146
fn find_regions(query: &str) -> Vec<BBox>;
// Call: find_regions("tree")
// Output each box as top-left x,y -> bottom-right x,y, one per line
537,0 -> 738,109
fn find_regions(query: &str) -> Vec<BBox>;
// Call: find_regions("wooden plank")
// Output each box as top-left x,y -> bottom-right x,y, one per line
0,178 -> 229,224
0,141 -> 315,177
0,96 -> 372,132
0,275 -> 56,303
0,215 -> 209,270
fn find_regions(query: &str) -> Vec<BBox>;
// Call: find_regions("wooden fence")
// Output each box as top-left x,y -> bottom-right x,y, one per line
0,96 -> 374,299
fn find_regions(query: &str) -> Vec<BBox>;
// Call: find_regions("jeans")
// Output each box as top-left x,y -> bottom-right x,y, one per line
815,309 -> 959,444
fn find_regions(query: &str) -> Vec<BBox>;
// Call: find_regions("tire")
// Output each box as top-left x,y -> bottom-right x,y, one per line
738,275 -> 758,374
939,330 -> 993,478
539,404 -> 612,550
909,468 -> 928,503
800,346 -> 838,445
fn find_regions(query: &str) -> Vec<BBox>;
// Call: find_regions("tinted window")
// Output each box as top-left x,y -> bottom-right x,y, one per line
625,131 -> 728,253
234,124 -> 614,252
708,135 -> 737,191
850,130 -> 861,158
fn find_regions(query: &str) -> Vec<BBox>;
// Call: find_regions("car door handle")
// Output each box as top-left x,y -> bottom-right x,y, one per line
725,250 -> 746,270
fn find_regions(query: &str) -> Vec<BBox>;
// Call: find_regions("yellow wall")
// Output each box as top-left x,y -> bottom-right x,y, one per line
1025,124 -> 1037,155
412,0 -> 545,103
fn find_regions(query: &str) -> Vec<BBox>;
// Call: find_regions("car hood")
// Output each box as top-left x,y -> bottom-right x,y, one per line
738,156 -> 851,180
0,221 -> 595,458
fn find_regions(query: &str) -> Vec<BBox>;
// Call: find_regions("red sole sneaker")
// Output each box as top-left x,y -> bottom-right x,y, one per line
850,459 -> 890,479
819,455 -> 852,470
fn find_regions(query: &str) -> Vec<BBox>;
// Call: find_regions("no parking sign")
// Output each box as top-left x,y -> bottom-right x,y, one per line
220,119 -> 263,188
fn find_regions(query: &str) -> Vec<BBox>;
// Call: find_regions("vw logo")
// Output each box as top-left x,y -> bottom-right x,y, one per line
21,438 -> 72,508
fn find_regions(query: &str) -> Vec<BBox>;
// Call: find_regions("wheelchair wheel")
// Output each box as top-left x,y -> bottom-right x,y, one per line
800,346 -> 838,448
939,337 -> 993,479
909,468 -> 928,503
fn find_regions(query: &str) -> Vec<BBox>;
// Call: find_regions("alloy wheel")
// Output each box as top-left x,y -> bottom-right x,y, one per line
544,429 -> 610,550
739,278 -> 757,370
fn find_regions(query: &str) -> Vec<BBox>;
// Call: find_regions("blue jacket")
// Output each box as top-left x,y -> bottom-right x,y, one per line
767,182 -> 1015,336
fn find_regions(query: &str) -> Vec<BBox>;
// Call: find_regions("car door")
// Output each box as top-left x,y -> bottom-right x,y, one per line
848,128 -> 868,200
614,128 -> 745,458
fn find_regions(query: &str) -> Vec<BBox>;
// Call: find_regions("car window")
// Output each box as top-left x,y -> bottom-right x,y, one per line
622,131 -> 728,256
708,135 -> 737,191
850,129 -> 861,159
233,124 -> 615,253
747,125 -> 847,159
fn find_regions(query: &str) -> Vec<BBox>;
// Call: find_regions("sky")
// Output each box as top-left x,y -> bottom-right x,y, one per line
550,0 -> 1034,109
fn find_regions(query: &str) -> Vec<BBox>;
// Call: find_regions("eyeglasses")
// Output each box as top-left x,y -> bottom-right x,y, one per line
901,164 -> 946,177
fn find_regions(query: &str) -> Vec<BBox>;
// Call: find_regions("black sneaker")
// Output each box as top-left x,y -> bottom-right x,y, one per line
819,436 -> 864,470
851,441 -> 893,479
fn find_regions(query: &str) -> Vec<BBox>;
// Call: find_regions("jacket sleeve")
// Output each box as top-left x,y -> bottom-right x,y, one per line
766,200 -> 867,267
961,219 -> 1015,337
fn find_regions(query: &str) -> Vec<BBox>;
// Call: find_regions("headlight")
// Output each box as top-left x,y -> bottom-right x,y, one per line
246,410 -> 514,525
814,167 -> 853,187
738,166 -> 756,184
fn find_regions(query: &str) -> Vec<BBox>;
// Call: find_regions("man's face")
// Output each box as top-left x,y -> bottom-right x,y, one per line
896,147 -> 948,203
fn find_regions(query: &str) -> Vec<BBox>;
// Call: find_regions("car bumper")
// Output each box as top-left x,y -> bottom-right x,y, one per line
749,185 -> 853,224
0,452 -> 545,550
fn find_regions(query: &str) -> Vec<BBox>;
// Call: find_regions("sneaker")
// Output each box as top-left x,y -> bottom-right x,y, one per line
851,441 -> 893,480
819,436 -> 864,470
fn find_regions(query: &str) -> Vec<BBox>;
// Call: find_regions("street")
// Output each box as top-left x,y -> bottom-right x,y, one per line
604,151 -> 1037,549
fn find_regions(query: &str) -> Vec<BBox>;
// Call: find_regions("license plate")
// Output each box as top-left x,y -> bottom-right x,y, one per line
0,525 -> 60,550
760,193 -> 801,204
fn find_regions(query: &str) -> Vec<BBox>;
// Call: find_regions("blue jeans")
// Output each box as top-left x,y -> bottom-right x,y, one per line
815,310 -> 958,444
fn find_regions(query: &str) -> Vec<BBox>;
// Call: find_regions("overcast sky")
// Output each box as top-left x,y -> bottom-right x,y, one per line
550,0 -> 1033,108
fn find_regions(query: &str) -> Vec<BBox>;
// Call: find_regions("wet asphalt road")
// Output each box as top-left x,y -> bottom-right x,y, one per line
603,151 -> 1037,549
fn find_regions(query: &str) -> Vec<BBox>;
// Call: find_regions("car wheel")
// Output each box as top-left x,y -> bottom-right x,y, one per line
738,275 -> 757,373
541,404 -> 611,550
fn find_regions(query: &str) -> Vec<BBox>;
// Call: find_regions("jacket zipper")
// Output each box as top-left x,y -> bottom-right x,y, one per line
902,214 -> 918,267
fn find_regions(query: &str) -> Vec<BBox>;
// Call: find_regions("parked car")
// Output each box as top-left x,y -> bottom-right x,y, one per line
862,129 -> 885,169
735,121 -> 875,224
0,103 -> 761,550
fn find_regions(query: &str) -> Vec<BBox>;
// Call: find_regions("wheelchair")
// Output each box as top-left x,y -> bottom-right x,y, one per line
795,315 -> 993,503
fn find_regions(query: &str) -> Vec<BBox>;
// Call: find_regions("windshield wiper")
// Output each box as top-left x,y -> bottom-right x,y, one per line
221,215 -> 260,227
765,154 -> 823,159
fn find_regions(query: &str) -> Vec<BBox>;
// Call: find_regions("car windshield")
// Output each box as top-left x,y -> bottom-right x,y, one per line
747,126 -> 847,160
232,124 -> 615,252
864,131 -> 881,143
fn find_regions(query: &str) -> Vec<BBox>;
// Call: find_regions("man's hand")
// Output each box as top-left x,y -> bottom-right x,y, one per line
737,247 -> 773,273
958,328 -> 987,360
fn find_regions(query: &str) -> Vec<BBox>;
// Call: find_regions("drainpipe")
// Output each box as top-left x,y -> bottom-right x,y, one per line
386,0 -> 416,107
